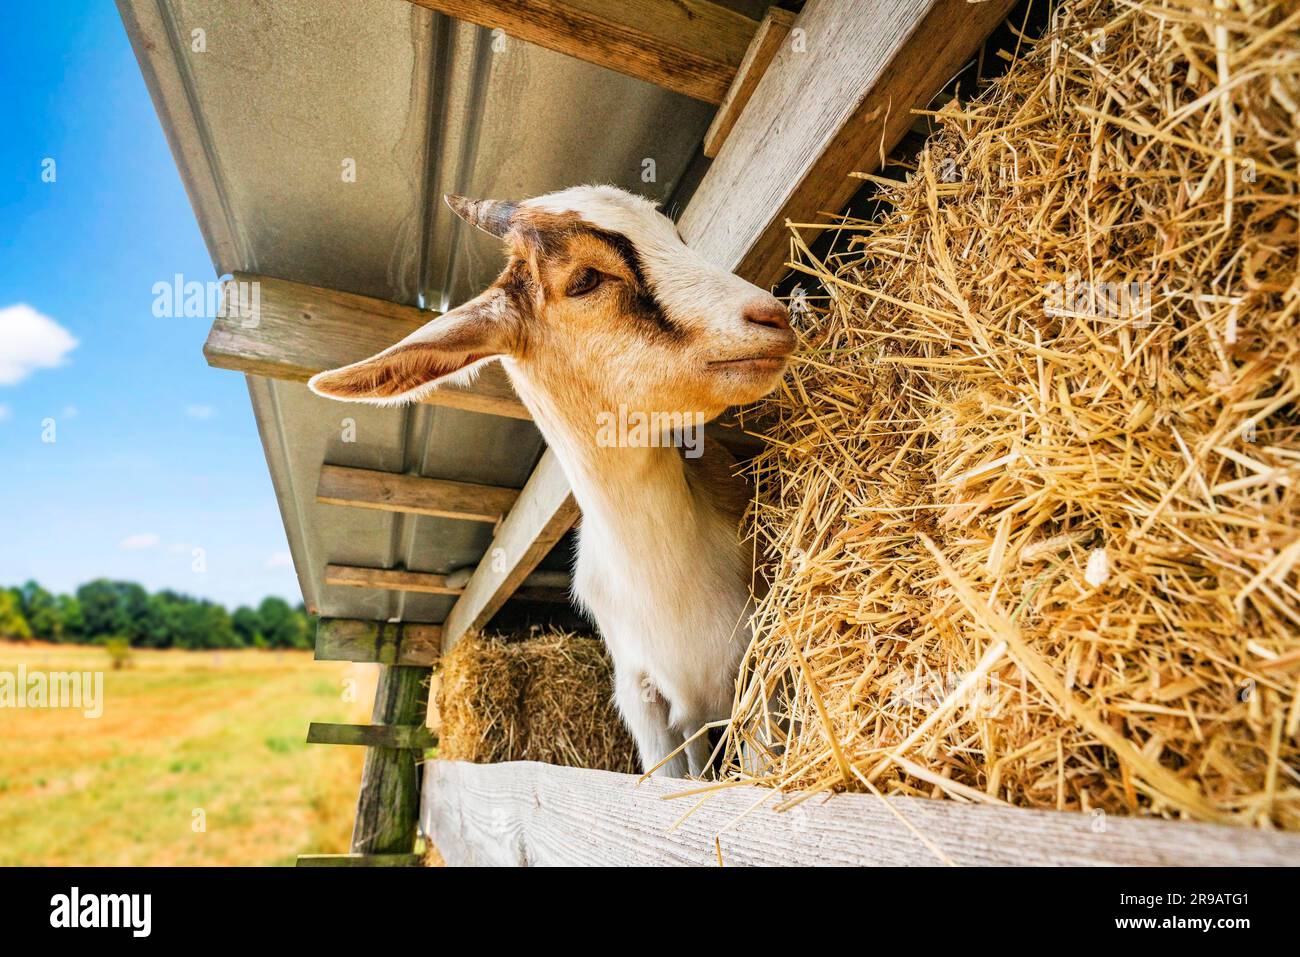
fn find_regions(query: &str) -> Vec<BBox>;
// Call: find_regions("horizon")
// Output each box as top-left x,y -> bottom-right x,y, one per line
0,3 -> 302,608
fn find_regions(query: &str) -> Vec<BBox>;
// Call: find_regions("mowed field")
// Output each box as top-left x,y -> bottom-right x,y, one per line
0,641 -> 379,866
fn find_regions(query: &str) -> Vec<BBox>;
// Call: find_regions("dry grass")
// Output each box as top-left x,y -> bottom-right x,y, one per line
0,642 -> 374,864
724,0 -> 1300,828
438,628 -> 638,772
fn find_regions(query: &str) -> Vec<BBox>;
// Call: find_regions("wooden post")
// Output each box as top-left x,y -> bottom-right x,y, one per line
350,664 -> 431,855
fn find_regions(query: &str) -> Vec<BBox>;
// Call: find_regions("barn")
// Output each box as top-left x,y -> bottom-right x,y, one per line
119,0 -> 1300,866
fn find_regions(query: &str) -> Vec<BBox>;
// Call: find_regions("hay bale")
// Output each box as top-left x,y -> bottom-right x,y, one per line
726,0 -> 1300,828
438,629 -> 638,773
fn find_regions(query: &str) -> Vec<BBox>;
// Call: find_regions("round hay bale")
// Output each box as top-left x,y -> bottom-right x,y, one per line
437,629 -> 637,773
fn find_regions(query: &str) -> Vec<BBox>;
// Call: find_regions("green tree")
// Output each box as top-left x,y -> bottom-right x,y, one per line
76,580 -> 153,645
55,594 -> 84,642
203,602 -> 240,649
77,580 -> 125,639
231,605 -> 266,648
18,581 -> 62,640
296,601 -> 319,641
257,597 -> 307,648
0,590 -> 32,640
7,579 -> 305,651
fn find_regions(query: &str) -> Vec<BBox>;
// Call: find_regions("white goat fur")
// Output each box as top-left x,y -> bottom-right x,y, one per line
309,186 -> 793,778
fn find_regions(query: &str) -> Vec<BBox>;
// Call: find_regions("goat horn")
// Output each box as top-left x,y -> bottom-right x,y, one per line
445,194 -> 518,238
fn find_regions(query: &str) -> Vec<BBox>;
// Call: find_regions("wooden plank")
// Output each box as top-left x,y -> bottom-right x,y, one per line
324,564 -> 462,596
679,0 -> 1018,289
351,665 -> 431,854
307,721 -> 435,750
204,273 -> 528,419
406,0 -> 758,104
424,760 -> 1300,867
316,464 -> 518,523
702,7 -> 795,158
440,449 -> 579,652
296,853 -> 423,867
315,618 -> 442,666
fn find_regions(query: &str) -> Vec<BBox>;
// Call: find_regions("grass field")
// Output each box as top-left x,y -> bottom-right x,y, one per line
0,641 -> 379,866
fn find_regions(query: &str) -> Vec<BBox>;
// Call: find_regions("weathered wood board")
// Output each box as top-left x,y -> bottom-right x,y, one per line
317,465 -> 520,524
681,0 -> 1019,288
406,0 -> 759,103
315,618 -> 442,666
423,760 -> 1300,867
439,449 -> 579,652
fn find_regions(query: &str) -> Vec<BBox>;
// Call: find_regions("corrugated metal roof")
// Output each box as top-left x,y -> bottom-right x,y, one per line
119,0 -> 724,623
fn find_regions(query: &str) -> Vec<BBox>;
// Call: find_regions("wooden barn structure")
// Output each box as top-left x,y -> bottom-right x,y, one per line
120,0 -> 1300,866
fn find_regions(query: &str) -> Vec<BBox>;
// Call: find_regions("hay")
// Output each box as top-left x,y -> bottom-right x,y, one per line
438,628 -> 638,772
725,0 -> 1300,828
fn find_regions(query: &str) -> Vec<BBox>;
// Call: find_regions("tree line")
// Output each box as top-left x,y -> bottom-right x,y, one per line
0,579 -> 318,650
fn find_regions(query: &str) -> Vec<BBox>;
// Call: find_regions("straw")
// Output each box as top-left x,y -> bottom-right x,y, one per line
438,628 -> 638,773
724,0 -> 1300,829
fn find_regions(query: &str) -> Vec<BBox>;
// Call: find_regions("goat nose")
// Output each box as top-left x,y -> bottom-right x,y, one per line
743,302 -> 790,331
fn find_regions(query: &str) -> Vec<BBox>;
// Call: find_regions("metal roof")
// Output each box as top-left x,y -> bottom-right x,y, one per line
119,0 -> 735,624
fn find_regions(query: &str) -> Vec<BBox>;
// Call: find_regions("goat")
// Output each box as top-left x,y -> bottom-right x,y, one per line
309,186 -> 794,778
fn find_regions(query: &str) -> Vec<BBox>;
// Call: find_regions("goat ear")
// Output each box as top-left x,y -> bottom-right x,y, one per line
308,292 -> 511,405
445,194 -> 519,239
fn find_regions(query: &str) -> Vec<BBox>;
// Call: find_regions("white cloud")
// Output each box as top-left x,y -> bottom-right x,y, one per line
62,405 -> 79,419
264,551 -> 293,569
0,304 -> 78,385
0,404 -> 10,422
120,533 -> 161,551
184,404 -> 215,420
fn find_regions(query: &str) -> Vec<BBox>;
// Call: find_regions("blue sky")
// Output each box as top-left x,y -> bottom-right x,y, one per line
0,3 -> 298,608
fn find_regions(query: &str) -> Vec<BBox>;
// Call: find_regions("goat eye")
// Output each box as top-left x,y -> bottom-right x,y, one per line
566,268 -> 603,297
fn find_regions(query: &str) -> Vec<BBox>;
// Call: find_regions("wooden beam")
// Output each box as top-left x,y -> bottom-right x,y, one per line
296,853 -> 423,867
324,564 -> 460,595
702,7 -> 795,158
307,721 -> 436,750
351,665 -> 430,854
424,760 -> 1300,867
315,618 -> 442,666
324,564 -> 461,596
205,273 -> 528,419
680,0 -> 1018,289
317,465 -> 520,523
406,0 -> 758,104
440,449 -> 579,652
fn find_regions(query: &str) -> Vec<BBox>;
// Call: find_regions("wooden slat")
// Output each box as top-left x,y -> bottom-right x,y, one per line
702,7 -> 795,158
406,0 -> 758,104
424,760 -> 1300,867
324,564 -> 461,596
680,0 -> 1018,289
296,853 -> 423,867
317,464 -> 519,523
307,722 -> 435,750
315,618 -> 442,666
204,273 -> 528,419
440,449 -> 579,652
351,665 -> 430,854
